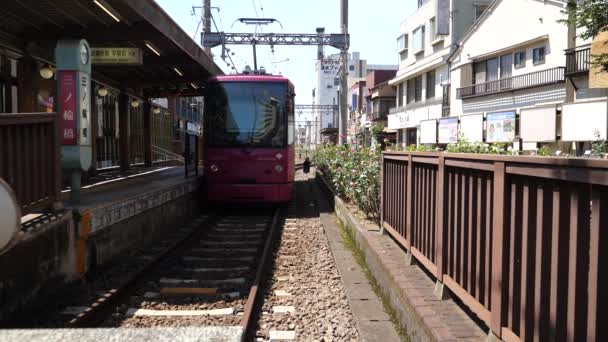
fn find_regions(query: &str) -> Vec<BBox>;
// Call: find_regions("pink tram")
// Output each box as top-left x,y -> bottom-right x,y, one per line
203,74 -> 295,203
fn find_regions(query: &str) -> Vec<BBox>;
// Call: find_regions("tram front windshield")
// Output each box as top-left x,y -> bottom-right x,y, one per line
205,82 -> 286,148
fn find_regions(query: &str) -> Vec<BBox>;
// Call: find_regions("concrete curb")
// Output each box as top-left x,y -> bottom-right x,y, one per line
316,171 -> 486,342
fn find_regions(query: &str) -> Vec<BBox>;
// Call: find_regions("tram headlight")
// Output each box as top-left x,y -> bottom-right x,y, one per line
275,165 -> 284,173
210,164 -> 219,173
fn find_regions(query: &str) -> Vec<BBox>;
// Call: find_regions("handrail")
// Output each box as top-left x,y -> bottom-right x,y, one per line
565,47 -> 591,76
152,145 -> 184,163
456,67 -> 565,99
0,113 -> 61,215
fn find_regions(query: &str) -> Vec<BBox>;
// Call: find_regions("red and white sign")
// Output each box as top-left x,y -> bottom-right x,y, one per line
59,71 -> 77,145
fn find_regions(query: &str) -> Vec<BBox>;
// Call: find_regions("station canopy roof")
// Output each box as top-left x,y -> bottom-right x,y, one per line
0,0 -> 223,96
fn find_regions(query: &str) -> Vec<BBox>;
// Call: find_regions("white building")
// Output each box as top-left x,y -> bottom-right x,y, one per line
311,51 -> 397,144
388,0 -> 492,147
431,0 -> 608,154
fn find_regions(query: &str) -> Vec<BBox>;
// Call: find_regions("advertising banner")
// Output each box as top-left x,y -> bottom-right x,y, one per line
486,111 -> 516,143
438,117 -> 458,144
59,71 -> 77,145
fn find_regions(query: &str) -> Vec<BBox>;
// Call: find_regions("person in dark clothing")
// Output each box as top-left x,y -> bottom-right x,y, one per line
303,157 -> 311,174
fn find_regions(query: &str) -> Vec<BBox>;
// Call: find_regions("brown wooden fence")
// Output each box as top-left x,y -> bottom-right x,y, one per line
0,113 -> 61,215
382,151 -> 607,342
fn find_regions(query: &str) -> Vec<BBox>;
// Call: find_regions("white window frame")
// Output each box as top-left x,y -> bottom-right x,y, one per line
533,46 -> 546,65
412,26 -> 425,53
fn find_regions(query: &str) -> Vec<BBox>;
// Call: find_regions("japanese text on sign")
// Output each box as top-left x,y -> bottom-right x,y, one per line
59,71 -> 78,145
91,48 -> 143,65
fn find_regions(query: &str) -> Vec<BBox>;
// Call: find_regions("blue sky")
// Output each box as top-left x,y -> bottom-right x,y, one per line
157,0 -> 415,108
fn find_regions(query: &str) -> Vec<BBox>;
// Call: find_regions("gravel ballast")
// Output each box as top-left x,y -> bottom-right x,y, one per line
255,171 -> 359,341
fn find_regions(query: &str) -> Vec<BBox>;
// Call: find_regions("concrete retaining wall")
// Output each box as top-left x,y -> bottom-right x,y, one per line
86,178 -> 203,268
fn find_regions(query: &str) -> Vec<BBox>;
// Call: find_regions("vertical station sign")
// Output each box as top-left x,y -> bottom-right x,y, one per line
59,71 -> 77,145
56,39 -> 92,173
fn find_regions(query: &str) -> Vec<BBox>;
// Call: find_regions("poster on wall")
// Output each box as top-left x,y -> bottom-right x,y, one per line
459,114 -> 484,143
420,119 -> 437,144
486,111 -> 516,143
520,106 -> 556,142
438,117 -> 458,144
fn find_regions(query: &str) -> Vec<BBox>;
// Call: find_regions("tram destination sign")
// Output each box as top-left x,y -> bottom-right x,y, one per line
91,47 -> 143,65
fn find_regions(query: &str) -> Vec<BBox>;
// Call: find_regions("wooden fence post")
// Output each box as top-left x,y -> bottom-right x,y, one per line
380,153 -> 385,234
490,161 -> 507,339
436,156 -> 446,281
405,154 -> 413,252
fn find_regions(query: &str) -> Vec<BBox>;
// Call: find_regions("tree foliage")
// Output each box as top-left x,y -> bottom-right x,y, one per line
563,0 -> 608,72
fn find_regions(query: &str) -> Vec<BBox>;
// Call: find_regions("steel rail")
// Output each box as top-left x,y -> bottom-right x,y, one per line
66,214 -> 217,327
239,207 -> 282,340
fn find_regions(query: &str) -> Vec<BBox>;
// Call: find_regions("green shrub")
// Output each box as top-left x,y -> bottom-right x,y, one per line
314,144 -> 381,224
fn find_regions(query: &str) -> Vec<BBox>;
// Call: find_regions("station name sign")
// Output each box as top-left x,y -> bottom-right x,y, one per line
91,47 -> 143,65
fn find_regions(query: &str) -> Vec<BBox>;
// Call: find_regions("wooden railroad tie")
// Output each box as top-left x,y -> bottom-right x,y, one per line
159,287 -> 218,296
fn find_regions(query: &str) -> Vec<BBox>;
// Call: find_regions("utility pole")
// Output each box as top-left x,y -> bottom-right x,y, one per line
203,0 -> 212,57
339,0 -> 349,145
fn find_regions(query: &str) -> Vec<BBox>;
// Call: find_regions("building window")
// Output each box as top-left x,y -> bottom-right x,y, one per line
334,78 -> 340,86
400,51 -> 408,62
426,70 -> 436,99
429,17 -> 436,42
474,4 -> 489,21
349,65 -> 355,71
533,46 -> 546,65
398,84 -> 404,107
398,34 -> 408,51
407,78 -> 415,104
514,51 -> 526,69
415,75 -> 423,102
412,26 -> 425,53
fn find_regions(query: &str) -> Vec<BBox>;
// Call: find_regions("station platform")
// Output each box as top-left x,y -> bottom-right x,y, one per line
1,166 -> 205,324
0,326 -> 242,342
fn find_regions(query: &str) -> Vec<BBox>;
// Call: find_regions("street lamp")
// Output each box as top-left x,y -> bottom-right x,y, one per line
97,87 -> 109,97
39,65 -> 54,79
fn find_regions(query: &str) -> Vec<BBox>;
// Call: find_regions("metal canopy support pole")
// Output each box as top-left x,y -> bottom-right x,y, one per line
119,92 -> 130,171
339,0 -> 348,145
143,100 -> 152,167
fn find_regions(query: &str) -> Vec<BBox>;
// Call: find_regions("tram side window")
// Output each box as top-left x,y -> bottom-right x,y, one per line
287,93 -> 295,145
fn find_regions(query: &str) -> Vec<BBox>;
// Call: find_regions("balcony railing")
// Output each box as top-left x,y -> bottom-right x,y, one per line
371,111 -> 388,121
456,67 -> 565,99
565,46 -> 591,77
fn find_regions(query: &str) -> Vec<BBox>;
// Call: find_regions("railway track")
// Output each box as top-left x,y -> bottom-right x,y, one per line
51,209 -> 284,340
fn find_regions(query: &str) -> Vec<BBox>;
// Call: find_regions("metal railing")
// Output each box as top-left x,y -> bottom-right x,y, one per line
0,113 -> 61,215
565,46 -> 591,77
381,152 -> 608,341
456,67 -> 565,99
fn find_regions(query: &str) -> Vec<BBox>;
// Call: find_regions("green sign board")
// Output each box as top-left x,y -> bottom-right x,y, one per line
91,47 -> 143,65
